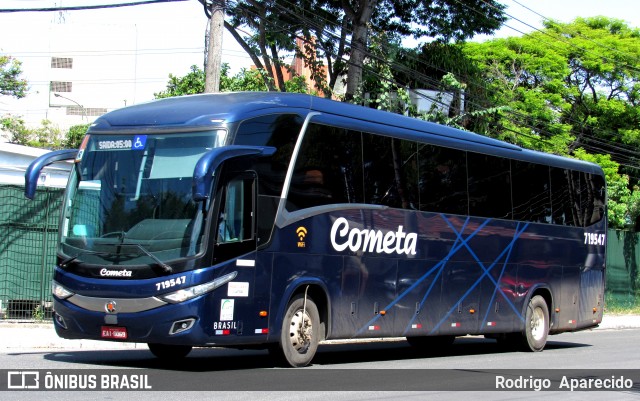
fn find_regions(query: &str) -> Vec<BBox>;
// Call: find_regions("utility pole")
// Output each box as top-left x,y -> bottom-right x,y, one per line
205,0 -> 225,93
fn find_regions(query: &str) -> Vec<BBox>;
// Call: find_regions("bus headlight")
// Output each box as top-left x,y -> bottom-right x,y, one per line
159,271 -> 237,304
52,281 -> 74,300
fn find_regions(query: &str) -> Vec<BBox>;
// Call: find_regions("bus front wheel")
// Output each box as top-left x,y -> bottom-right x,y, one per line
275,294 -> 320,367
147,343 -> 192,359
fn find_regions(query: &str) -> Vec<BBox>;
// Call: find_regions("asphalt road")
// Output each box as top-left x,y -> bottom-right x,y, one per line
2,328 -> 640,400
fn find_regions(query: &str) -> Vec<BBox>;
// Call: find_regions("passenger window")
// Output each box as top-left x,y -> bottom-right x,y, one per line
467,152 -> 512,219
362,134 -> 417,209
583,173 -> 606,226
234,114 -> 304,197
418,144 -> 468,215
512,161 -> 551,223
550,168 -> 579,226
287,124 -> 363,211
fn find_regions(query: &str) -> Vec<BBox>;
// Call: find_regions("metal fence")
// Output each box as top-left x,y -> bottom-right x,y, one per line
606,229 -> 640,310
0,184 -> 63,320
0,182 -> 639,320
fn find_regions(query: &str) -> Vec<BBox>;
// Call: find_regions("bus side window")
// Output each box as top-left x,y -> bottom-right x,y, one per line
218,176 -> 255,244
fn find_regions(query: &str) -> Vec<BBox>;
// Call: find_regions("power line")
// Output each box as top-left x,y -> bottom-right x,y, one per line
254,0 -> 640,170
0,0 -> 189,13
7,47 -> 251,59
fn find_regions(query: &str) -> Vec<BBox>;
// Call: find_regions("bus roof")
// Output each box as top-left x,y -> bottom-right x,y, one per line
89,92 -> 603,176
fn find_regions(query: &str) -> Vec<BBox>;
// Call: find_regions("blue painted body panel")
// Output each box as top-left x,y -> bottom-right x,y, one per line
48,93 -> 606,349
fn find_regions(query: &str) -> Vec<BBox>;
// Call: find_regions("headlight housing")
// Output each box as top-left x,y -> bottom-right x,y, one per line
52,281 -> 74,300
159,271 -> 237,304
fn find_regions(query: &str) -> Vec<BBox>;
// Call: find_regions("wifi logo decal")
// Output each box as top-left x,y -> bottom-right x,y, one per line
296,227 -> 308,248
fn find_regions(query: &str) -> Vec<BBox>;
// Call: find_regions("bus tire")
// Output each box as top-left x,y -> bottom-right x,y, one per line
521,295 -> 549,352
147,343 -> 192,359
276,294 -> 320,367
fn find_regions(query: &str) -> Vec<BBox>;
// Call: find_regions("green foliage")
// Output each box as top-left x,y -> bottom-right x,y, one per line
357,31 -> 411,113
155,63 -> 312,99
1,115 -> 64,149
462,17 -> 640,228
32,304 -> 44,322
0,55 -> 27,98
154,65 -> 206,98
217,0 -> 506,97
222,67 -> 270,92
64,124 -> 90,149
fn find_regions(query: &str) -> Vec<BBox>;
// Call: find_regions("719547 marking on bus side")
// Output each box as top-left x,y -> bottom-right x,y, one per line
584,232 -> 606,246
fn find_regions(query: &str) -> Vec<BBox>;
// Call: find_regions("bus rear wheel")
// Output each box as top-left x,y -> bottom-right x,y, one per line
497,295 -> 550,352
147,343 -> 192,359
274,294 -> 320,367
522,295 -> 549,351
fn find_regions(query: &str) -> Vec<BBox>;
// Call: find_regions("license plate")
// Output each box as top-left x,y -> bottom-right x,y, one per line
101,326 -> 128,339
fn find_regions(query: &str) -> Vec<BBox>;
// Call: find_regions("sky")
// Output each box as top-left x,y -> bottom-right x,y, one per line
0,0 -> 639,125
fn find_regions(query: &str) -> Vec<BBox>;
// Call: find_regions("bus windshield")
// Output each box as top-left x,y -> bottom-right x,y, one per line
59,130 -> 226,269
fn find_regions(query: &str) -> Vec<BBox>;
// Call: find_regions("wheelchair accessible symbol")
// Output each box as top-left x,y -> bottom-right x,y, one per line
132,135 -> 147,150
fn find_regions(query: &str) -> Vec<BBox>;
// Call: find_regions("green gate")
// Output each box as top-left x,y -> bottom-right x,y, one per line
606,229 -> 640,311
0,184 -> 64,320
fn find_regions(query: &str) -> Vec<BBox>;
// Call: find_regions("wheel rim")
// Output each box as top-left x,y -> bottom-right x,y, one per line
530,306 -> 545,341
288,308 -> 312,353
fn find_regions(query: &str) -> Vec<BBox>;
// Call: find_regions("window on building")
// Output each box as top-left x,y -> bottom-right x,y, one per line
50,81 -> 72,92
51,57 -> 73,69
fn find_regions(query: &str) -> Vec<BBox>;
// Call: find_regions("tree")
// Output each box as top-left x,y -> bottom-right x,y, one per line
464,17 -> 640,157
202,0 -> 225,92
463,34 -> 575,154
213,0 -> 506,98
343,0 -> 507,100
463,17 -> 640,228
64,124 -> 91,149
154,63 -> 312,99
154,65 -> 206,98
550,18 -> 640,163
1,116 -> 63,149
0,55 -> 27,98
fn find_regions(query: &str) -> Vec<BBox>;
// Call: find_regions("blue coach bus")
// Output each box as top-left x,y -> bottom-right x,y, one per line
25,92 -> 606,367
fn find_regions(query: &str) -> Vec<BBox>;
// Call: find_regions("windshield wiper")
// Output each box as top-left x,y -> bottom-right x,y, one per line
60,250 -> 114,269
61,244 -> 172,275
127,243 -> 173,275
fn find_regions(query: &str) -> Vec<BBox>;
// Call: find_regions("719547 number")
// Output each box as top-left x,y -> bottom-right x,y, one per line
584,232 -> 606,246
156,276 -> 186,291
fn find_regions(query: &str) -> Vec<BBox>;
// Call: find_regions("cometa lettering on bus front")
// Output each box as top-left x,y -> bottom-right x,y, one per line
100,268 -> 133,277
330,217 -> 418,255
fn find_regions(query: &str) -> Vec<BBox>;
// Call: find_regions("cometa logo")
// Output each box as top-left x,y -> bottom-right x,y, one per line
99,268 -> 133,277
330,217 -> 418,255
296,226 -> 308,248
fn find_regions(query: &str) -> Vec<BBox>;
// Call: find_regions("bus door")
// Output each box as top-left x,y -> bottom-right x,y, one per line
211,170 -> 261,336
